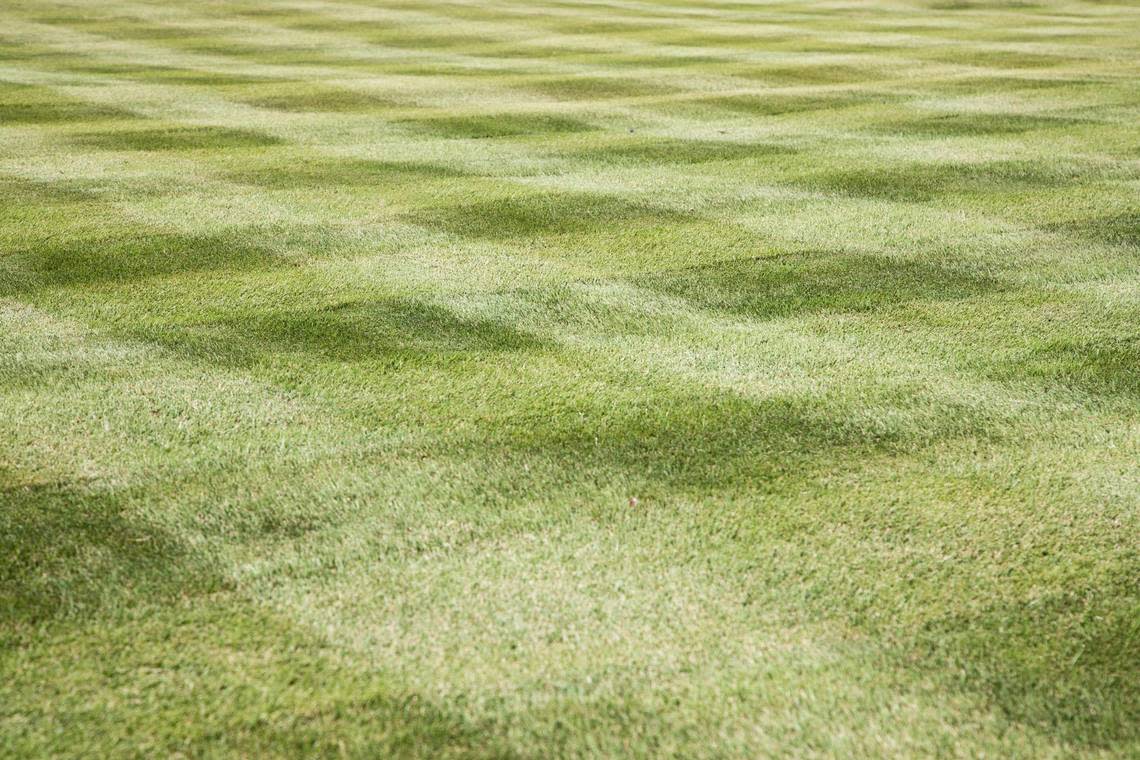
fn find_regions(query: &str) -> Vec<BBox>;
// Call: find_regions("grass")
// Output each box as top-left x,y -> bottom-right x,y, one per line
0,0 -> 1138,757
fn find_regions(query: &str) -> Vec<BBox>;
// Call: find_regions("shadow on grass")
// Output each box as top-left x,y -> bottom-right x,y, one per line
226,157 -> 471,189
405,191 -> 691,240
875,112 -> 1089,137
993,337 -> 1140,398
930,0 -> 1041,8
923,76 -> 1099,94
635,251 -> 1005,320
397,113 -> 595,139
564,137 -> 794,166
72,125 -> 282,151
0,480 -> 219,624
909,575 -> 1140,748
134,298 -> 547,369
521,75 -> 678,100
918,48 -> 1072,69
731,63 -> 889,85
363,29 -> 499,49
2,600 -> 512,758
0,174 -> 97,207
74,64 -> 273,85
0,81 -> 137,122
794,160 -> 1095,201
692,90 -> 885,116
235,84 -> 405,113
2,231 -> 278,294
497,383 -> 991,496
1045,211 -> 1138,249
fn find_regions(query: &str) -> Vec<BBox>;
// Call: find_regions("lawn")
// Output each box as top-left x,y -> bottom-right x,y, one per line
1,0 -> 1138,756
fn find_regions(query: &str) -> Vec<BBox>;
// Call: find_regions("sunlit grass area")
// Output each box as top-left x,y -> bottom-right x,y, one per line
1,0 -> 1137,756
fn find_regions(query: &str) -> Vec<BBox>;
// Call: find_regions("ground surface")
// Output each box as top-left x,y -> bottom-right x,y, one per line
1,0 -> 1138,756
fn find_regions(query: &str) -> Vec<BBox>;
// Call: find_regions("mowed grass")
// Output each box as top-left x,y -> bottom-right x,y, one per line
1,0 -> 1138,756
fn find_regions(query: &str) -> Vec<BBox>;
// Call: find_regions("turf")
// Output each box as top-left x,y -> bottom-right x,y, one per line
1,0 -> 1138,757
